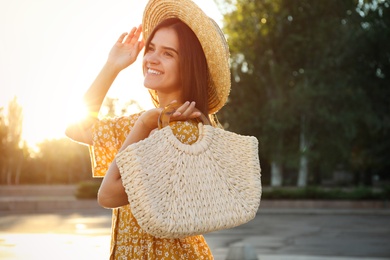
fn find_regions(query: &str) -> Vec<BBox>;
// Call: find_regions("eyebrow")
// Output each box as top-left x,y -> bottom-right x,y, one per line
149,42 -> 179,55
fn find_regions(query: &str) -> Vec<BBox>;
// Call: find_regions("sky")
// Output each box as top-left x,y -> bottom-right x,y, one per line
0,0 -> 222,147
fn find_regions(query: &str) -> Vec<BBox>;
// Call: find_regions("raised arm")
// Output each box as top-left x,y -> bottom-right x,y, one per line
65,25 -> 145,145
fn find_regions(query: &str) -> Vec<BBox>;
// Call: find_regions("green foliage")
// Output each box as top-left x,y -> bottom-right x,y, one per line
30,138 -> 92,184
9,138 -> 93,185
75,180 -> 101,199
218,0 -> 390,185
381,185 -> 390,199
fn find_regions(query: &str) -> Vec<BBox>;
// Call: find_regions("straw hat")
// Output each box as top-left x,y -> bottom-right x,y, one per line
142,0 -> 231,114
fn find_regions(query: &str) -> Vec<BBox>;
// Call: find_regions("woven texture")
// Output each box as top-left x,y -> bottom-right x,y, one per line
142,0 -> 231,114
116,124 -> 261,239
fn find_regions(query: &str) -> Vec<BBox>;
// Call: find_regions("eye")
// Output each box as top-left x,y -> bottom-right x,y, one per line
164,51 -> 173,57
146,45 -> 155,52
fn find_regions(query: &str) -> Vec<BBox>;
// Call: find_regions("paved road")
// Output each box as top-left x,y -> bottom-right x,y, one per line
0,208 -> 389,260
206,209 -> 390,260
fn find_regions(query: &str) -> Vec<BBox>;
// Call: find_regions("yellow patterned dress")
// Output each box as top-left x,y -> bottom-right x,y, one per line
90,113 -> 214,260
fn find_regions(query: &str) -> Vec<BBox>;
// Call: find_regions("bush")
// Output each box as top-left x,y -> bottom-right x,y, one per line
75,180 -> 101,199
262,186 -> 387,200
381,185 -> 390,200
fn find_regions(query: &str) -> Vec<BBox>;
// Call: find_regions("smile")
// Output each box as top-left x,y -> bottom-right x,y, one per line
147,68 -> 162,75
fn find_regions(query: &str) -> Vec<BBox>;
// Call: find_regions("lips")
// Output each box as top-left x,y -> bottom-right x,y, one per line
147,68 -> 162,75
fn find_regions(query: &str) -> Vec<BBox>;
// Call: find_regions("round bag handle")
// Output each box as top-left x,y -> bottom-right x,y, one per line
158,102 -> 211,129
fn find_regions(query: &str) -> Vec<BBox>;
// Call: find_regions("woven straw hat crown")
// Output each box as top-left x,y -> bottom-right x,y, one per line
142,0 -> 231,114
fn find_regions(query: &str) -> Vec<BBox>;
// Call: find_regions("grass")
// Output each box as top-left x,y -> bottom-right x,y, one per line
75,181 -> 101,199
262,186 -> 390,200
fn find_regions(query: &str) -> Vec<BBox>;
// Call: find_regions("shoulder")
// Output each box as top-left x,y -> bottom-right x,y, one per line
93,112 -> 144,143
95,112 -> 143,130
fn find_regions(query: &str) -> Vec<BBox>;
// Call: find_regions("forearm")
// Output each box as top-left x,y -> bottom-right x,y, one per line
65,26 -> 143,145
83,62 -> 120,115
65,63 -> 120,144
97,159 -> 129,208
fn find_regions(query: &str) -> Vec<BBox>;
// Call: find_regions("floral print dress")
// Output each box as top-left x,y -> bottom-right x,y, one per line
90,113 -> 214,259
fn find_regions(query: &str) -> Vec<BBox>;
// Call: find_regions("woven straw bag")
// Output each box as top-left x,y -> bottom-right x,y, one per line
116,103 -> 261,239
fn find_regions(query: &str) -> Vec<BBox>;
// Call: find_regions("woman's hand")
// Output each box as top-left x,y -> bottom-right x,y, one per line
138,101 -> 202,132
118,101 -> 202,150
65,27 -> 144,145
169,101 -> 202,121
107,24 -> 145,72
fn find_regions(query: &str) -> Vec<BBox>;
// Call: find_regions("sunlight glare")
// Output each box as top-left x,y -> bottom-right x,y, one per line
0,233 -> 110,260
64,99 -> 89,126
1,0 -> 222,149
21,97 -> 89,149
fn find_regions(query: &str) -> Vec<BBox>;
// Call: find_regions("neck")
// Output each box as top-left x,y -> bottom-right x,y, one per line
156,91 -> 183,108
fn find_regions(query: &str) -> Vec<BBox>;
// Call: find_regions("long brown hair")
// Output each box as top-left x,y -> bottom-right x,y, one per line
144,18 -> 210,117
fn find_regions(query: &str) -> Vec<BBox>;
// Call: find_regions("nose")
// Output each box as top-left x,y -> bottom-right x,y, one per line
144,52 -> 159,66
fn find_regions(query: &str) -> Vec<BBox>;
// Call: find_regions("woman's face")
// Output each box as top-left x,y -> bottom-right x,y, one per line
143,27 -> 181,96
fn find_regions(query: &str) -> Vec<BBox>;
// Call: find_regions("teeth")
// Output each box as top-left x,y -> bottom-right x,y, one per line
148,68 -> 162,75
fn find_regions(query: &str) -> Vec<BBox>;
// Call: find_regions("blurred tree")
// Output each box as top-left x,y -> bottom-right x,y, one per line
217,0 -> 296,186
0,97 -> 27,184
0,95 -> 143,184
217,0 -> 389,186
35,138 -> 91,184
349,0 -> 390,185
0,107 -> 8,183
278,1 -> 368,186
100,97 -> 143,118
100,97 -> 118,117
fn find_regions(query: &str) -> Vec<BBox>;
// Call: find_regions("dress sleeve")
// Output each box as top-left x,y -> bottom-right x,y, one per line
89,113 -> 142,178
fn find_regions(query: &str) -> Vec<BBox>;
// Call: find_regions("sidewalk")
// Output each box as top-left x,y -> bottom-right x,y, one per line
1,185 -> 390,259
1,208 -> 389,260
205,210 -> 390,260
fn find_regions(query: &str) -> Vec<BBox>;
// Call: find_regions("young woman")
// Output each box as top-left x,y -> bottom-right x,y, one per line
66,0 -> 230,258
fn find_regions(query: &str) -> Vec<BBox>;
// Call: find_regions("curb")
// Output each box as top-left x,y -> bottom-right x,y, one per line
258,208 -> 390,215
0,197 -> 102,214
1,197 -> 389,215
260,199 -> 388,209
1,185 -> 388,214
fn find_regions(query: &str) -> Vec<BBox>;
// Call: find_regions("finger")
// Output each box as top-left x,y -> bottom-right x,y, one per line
131,40 -> 145,58
129,26 -> 137,35
125,27 -> 137,44
134,24 -> 142,39
117,32 -> 128,43
128,24 -> 143,45
127,25 -> 142,44
180,101 -> 197,118
172,101 -> 189,117
137,40 -> 145,53
189,111 -> 201,118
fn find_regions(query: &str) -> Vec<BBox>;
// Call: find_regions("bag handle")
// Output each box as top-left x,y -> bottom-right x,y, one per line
158,102 -> 211,129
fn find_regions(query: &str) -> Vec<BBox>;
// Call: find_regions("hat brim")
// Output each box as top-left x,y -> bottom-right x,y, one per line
142,0 -> 231,114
